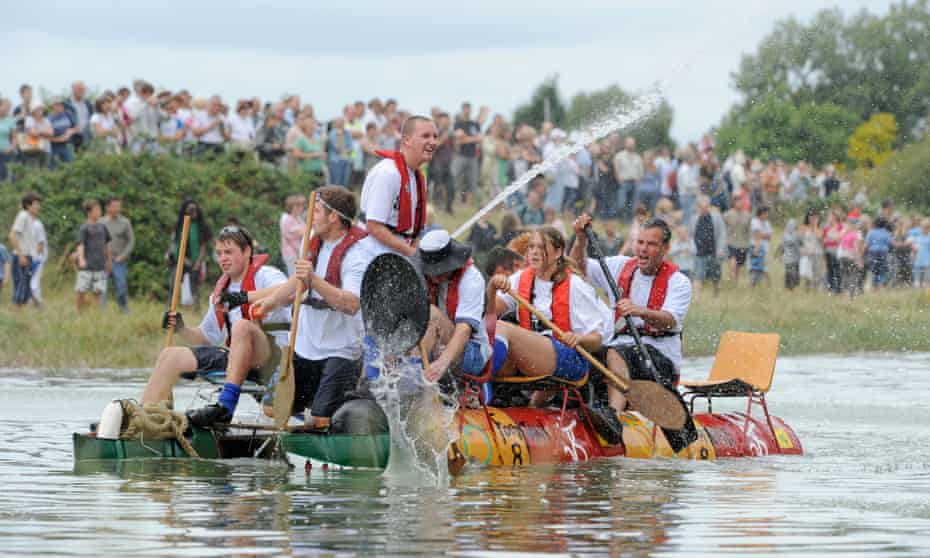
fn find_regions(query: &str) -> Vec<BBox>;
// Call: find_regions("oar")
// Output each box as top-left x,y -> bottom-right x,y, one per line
273,192 -> 318,429
507,289 -> 685,430
165,215 -> 191,348
360,253 -> 430,355
583,224 -> 689,429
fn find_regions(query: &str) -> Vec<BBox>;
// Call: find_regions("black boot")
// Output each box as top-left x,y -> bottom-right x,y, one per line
588,406 -> 624,446
186,404 -> 233,429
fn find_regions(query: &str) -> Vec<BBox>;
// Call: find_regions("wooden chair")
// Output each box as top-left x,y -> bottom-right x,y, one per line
681,331 -> 781,452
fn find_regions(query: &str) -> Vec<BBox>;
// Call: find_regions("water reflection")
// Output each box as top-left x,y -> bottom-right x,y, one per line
3,354 -> 930,556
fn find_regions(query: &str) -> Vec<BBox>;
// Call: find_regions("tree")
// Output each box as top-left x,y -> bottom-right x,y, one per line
730,2 -> 930,141
848,113 -> 898,168
716,93 -> 859,167
565,85 -> 674,150
512,75 -> 567,130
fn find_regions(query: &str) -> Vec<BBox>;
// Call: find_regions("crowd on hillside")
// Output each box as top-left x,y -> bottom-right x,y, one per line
2,79 -> 930,308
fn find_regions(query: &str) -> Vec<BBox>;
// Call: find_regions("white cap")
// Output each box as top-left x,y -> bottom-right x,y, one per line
419,229 -> 450,253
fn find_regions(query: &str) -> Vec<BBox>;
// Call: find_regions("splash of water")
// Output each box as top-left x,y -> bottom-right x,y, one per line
367,354 -> 458,486
451,91 -> 663,239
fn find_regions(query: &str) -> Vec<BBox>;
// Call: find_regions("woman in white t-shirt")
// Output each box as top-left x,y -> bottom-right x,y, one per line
91,97 -> 122,153
226,100 -> 257,152
487,227 -> 609,384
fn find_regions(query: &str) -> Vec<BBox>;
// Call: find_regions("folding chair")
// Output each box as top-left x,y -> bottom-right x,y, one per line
680,331 -> 781,453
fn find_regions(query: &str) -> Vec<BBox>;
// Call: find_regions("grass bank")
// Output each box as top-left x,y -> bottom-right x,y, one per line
3,203 -> 929,369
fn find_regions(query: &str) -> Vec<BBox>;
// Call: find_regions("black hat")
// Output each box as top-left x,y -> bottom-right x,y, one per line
413,229 -> 472,277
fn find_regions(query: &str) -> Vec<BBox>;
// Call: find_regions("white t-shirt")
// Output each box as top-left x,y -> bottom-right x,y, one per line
359,158 -> 420,256
32,220 -> 47,264
199,266 -> 290,348
11,210 -> 38,257
193,110 -> 225,144
584,256 -> 692,369
751,217 -> 773,250
295,236 -> 371,361
176,108 -> 195,142
430,265 -> 492,363
498,269 -> 610,343
226,113 -> 256,145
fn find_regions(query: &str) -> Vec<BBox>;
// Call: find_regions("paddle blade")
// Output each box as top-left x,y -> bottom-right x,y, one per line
273,365 -> 296,430
361,253 -> 430,354
625,380 -> 688,430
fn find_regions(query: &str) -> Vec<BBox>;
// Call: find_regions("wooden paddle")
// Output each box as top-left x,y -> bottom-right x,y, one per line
165,215 -> 191,348
507,289 -> 686,430
273,191 -> 318,429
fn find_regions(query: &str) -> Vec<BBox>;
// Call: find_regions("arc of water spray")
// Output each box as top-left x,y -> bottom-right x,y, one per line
451,91 -> 663,240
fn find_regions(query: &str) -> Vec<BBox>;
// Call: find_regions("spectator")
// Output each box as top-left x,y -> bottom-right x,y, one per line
593,138 -> 618,219
21,103 -> 52,168
654,197 -> 676,227
158,95 -> 186,152
128,82 -> 161,153
891,218 -> 913,287
800,211 -> 825,291
499,211 -> 522,246
76,199 -> 111,312
0,98 -> 15,181
482,121 -> 512,200
102,197 -> 135,313
727,150 -> 747,199
226,99 -> 256,155
90,96 -> 122,154
360,122 -> 381,173
483,246 -> 524,278
192,95 -> 227,157
452,102 -> 482,206
543,128 -> 570,210
282,94 -> 301,127
778,219 -> 801,290
326,116 -> 354,187
0,242 -> 9,301
838,216 -> 863,298
47,98 -> 78,168
760,160 -> 781,208
613,136 -> 643,221
576,140 -> 595,214
7,192 -> 40,308
913,218 -> 930,287
723,196 -> 752,285
290,116 -> 325,179
468,214 -> 499,261
65,80 -> 93,151
636,150 -> 661,215
669,225 -> 696,279
510,125 -> 542,208
343,104 -> 366,189
429,112 -> 454,213
256,111 -> 286,167
822,165 -> 841,197
516,175 -> 547,227
785,161 -> 811,201
599,220 -> 623,256
29,215 -> 46,307
279,194 -> 306,276
689,196 -> 727,297
12,84 -> 33,132
168,200 -> 210,310
676,147 -> 699,224
749,229 -> 767,287
620,205 -> 650,256
751,206 -> 773,251
864,217 -> 893,291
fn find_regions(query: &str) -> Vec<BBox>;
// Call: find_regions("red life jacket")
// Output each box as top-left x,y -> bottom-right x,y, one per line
212,253 -> 270,345
307,226 -> 368,288
517,267 -> 572,333
615,258 -> 679,337
427,259 -> 474,319
374,150 -> 427,239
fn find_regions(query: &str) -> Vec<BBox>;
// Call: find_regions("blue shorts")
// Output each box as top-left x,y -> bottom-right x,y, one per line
491,335 -> 589,381
461,340 -> 488,376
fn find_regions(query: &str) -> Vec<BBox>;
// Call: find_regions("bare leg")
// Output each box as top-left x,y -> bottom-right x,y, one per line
493,321 -> 558,377
224,320 -> 271,385
76,292 -> 85,312
605,348 -> 632,416
141,346 -> 198,404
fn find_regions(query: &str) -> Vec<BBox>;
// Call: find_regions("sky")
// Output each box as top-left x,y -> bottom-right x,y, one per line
0,0 -> 897,143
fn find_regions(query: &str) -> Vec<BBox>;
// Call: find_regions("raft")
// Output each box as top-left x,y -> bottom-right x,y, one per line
73,427 -> 274,462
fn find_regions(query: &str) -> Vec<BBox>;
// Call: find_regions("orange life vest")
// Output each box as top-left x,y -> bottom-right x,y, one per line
375,150 -> 427,239
615,258 -> 679,337
517,267 -> 572,333
212,253 -> 270,346
307,226 -> 368,288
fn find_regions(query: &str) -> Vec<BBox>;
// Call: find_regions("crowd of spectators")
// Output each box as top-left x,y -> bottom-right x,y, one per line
2,78 -> 929,304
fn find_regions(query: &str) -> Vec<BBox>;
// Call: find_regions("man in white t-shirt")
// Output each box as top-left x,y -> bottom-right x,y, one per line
359,115 -> 438,257
255,186 -> 373,428
7,192 -> 41,307
571,214 -> 698,453
142,226 -> 290,427
414,229 -> 492,384
192,95 -> 228,156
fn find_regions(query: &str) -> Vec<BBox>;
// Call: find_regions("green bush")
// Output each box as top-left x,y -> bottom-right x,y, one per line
853,137 -> 930,212
1,152 -> 320,298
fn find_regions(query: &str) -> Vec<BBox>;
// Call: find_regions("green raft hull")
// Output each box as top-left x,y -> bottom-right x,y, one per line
72,428 -> 273,462
278,432 -> 390,468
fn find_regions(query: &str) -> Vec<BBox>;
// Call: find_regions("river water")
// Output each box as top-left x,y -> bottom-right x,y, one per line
1,352 -> 928,557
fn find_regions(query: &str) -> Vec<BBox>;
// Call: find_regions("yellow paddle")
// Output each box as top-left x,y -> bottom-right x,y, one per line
507,290 -> 686,430
273,191 -> 317,429
165,215 -> 191,348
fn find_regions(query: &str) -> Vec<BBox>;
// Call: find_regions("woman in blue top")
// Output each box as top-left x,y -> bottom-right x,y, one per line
865,217 -> 893,290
